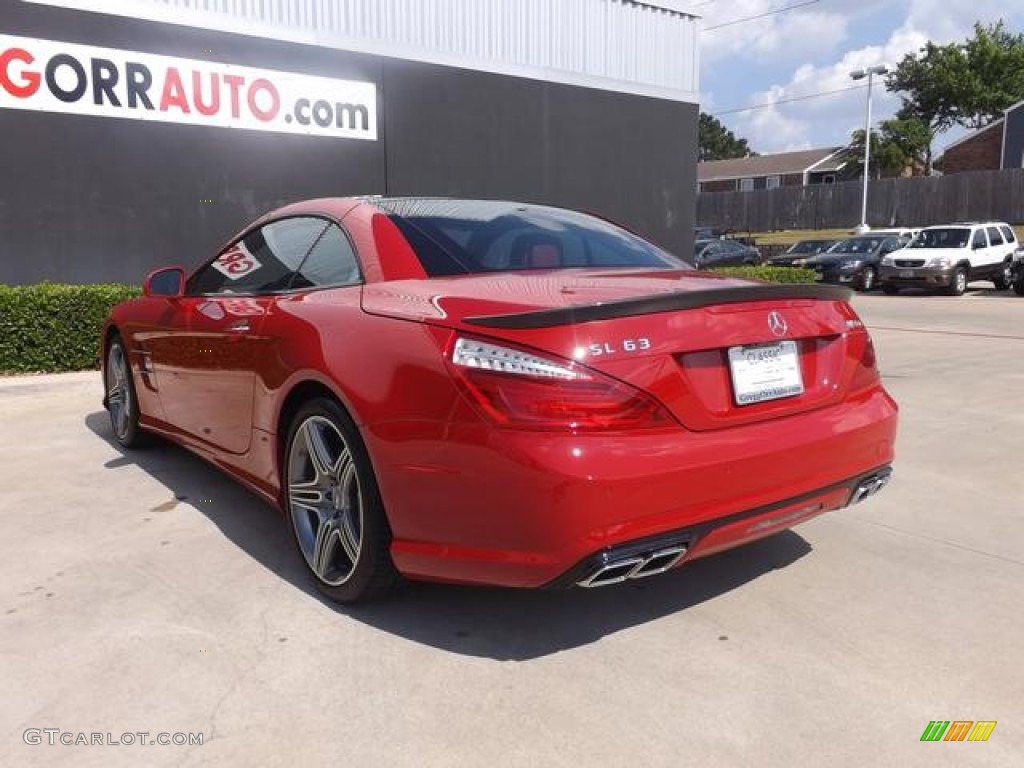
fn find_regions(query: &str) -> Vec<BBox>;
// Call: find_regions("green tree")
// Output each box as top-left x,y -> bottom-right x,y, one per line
699,112 -> 755,161
847,117 -> 931,178
961,21 -> 1024,127
848,129 -> 894,179
887,20 -> 1024,172
887,40 -> 970,172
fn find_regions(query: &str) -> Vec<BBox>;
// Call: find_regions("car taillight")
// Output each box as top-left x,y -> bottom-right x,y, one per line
447,336 -> 675,431
850,332 -> 880,391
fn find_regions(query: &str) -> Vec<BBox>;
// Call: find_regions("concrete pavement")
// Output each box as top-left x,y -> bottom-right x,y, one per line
0,291 -> 1021,767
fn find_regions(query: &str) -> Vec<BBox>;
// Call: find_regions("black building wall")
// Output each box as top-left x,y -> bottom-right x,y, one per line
0,0 -> 697,285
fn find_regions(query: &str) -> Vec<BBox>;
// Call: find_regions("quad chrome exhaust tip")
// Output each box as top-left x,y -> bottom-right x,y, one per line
574,468 -> 892,589
849,469 -> 893,506
577,545 -> 688,589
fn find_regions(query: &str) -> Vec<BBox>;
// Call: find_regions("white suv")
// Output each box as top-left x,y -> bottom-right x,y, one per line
878,222 -> 1018,295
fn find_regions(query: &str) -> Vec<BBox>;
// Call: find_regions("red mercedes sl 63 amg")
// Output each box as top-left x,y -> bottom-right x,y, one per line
101,197 -> 898,602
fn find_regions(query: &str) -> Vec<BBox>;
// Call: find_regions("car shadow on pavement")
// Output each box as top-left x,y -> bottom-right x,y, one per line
86,411 -> 812,661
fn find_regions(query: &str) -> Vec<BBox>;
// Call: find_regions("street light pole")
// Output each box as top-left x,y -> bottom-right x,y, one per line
850,64 -> 889,235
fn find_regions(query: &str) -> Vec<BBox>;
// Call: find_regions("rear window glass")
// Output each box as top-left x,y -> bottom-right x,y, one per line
788,240 -> 829,253
910,228 -> 970,249
374,199 -> 686,277
830,238 -> 880,254
290,224 -> 361,288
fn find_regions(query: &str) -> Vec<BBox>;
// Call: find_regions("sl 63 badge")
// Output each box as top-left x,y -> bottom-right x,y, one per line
589,338 -> 653,356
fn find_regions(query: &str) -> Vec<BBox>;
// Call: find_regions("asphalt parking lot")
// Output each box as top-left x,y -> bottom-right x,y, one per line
1,289 -> 1022,767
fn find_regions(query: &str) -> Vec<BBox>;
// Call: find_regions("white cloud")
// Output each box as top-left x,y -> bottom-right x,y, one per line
703,0 -> 1023,153
741,104 -> 815,152
700,1 -> 850,64
902,0 -> 1019,42
731,25 -> 929,151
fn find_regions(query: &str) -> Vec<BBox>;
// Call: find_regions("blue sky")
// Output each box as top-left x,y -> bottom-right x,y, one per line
698,0 -> 1024,156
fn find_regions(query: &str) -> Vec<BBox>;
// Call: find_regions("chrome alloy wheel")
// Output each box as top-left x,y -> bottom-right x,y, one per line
287,416 -> 363,586
955,270 -> 968,294
106,342 -> 132,441
861,266 -> 876,291
1001,262 -> 1013,289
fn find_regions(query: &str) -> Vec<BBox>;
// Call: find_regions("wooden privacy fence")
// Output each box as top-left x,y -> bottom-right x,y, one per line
697,169 -> 1024,232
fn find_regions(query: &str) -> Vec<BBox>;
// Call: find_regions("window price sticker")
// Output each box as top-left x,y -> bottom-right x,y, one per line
211,241 -> 262,280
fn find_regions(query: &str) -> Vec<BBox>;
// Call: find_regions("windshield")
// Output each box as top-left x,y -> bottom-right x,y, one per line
787,240 -> 830,254
910,228 -> 970,249
374,199 -> 687,276
695,228 -> 724,240
829,238 -> 880,254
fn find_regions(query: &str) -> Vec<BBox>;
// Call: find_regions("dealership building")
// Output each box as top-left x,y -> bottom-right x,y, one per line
1,0 -> 701,284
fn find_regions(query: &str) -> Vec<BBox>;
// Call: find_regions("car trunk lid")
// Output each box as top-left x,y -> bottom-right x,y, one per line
361,269 -> 871,431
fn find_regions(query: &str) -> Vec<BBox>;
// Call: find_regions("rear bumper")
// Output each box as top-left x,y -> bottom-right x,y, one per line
816,266 -> 867,287
878,264 -> 953,288
546,465 -> 893,588
375,386 -> 898,589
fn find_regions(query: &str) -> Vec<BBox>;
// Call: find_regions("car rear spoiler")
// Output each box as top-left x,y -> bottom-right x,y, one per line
464,283 -> 853,330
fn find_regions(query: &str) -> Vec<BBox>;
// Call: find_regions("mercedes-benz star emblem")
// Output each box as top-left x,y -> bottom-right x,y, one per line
768,311 -> 788,337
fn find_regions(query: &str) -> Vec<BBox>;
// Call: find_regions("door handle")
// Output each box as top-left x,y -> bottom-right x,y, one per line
226,320 -> 251,333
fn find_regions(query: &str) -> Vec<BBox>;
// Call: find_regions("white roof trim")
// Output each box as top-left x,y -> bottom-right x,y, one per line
629,1 -> 702,17
1002,98 -> 1024,116
23,0 -> 700,103
802,148 -> 848,174
699,149 -> 845,183
1002,117 -> 1009,169
698,171 -> 793,183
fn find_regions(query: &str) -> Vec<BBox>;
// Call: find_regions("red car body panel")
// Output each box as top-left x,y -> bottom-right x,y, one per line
103,198 -> 898,589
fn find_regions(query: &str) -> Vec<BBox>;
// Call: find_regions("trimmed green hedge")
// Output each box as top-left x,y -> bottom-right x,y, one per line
0,268 -> 815,373
711,266 -> 818,284
0,283 -> 141,373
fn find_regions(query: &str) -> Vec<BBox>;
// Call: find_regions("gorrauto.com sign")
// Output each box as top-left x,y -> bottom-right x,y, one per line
0,34 -> 377,140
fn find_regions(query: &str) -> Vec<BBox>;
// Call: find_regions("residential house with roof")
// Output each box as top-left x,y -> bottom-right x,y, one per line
698,147 -> 851,193
940,100 -> 1024,174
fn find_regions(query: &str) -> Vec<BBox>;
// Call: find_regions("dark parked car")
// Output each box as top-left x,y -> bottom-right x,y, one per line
693,238 -> 762,269
695,227 -> 758,247
695,227 -> 729,240
812,236 -> 903,291
769,239 -> 838,267
1012,250 -> 1024,296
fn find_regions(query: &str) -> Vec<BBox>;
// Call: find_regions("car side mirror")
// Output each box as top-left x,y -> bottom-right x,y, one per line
143,267 -> 186,298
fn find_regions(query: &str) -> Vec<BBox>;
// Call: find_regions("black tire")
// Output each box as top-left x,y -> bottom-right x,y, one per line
992,261 -> 1013,291
858,266 -> 877,292
945,267 -> 968,296
1014,276 -> 1024,296
881,283 -> 899,296
104,335 -> 152,449
283,397 -> 402,603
